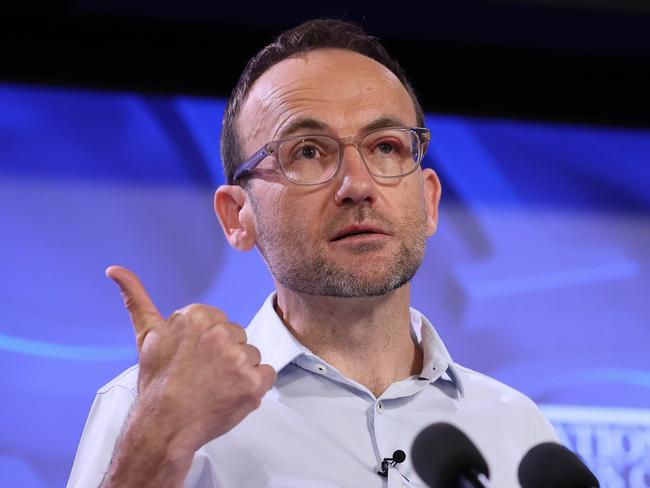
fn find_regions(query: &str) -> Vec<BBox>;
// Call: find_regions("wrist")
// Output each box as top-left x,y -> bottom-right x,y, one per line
102,403 -> 195,488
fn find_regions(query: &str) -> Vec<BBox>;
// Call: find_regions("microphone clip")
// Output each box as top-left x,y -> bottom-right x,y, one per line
376,450 -> 406,478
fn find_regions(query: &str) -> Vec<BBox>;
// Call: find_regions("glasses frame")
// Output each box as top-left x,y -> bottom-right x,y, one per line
233,126 -> 431,186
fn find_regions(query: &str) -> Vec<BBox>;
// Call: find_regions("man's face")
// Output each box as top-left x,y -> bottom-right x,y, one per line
236,48 -> 440,297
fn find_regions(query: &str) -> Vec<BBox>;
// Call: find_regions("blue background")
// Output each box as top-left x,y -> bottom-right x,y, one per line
0,82 -> 648,486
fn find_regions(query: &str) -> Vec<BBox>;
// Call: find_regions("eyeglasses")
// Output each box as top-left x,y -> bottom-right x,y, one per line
233,126 -> 431,186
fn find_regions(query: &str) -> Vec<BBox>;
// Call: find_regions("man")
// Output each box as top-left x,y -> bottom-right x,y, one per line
68,19 -> 557,488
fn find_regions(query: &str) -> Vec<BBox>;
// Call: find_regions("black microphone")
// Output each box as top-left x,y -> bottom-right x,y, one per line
376,449 -> 407,477
518,442 -> 600,488
411,423 -> 492,488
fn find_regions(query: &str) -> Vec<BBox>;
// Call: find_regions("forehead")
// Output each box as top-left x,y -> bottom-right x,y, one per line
238,49 -> 417,153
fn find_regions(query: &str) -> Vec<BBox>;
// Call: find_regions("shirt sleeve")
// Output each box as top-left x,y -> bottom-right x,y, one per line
66,385 -> 136,488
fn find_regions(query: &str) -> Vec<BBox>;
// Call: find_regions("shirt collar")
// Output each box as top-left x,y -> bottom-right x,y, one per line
244,292 -> 306,373
245,292 -> 464,397
410,309 -> 464,397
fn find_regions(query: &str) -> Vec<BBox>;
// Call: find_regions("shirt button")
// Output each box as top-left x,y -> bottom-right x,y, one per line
376,400 -> 384,414
315,364 -> 328,375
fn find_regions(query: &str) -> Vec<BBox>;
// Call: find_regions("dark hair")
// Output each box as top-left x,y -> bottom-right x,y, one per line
220,18 -> 425,185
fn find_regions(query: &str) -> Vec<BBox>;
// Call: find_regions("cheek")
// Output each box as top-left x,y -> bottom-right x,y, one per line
397,182 -> 429,229
267,185 -> 330,230
251,181 -> 288,215
278,204 -> 310,237
254,186 -> 307,239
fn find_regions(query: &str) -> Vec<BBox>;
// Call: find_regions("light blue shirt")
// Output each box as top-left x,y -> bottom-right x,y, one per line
68,293 -> 557,488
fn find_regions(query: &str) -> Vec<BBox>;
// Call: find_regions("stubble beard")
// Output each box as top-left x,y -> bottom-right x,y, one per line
252,201 -> 427,298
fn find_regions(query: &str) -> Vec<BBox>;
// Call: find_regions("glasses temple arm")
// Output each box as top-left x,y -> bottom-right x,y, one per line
232,146 -> 271,182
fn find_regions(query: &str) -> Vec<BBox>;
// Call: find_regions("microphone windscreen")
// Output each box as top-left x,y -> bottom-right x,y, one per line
411,422 -> 489,488
518,442 -> 599,488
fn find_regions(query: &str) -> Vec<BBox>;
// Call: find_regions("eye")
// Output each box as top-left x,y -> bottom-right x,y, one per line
299,144 -> 320,159
373,137 -> 404,156
289,139 -> 330,162
377,141 -> 396,154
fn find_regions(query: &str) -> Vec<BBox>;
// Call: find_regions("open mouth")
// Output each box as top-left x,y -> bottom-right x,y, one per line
330,226 -> 388,242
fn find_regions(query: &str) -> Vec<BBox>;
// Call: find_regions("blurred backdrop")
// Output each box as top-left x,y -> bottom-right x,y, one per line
1,2 -> 649,487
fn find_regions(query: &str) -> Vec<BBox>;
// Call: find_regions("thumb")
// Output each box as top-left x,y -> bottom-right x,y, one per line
106,265 -> 164,350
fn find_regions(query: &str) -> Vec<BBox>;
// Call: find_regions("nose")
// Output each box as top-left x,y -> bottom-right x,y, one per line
333,144 -> 378,206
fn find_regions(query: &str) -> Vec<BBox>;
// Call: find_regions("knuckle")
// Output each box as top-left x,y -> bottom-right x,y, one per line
225,320 -> 244,334
140,324 -> 162,347
231,347 -> 249,367
212,308 -> 229,323
248,395 -> 262,410
179,304 -> 228,325
122,293 -> 138,313
207,322 -> 232,346
229,323 -> 248,344
249,346 -> 262,365
242,383 -> 263,408
250,370 -> 269,393
261,366 -> 277,389
240,370 -> 258,390
184,304 -> 210,322
166,311 -> 191,339
167,310 -> 186,328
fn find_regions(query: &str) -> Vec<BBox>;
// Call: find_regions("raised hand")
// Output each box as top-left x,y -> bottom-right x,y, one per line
102,266 -> 276,487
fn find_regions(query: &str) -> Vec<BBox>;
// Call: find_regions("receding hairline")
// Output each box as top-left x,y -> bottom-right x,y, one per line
234,47 -> 419,157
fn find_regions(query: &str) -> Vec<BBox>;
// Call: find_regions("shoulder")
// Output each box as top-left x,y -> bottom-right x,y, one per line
97,364 -> 139,397
454,362 -> 531,401
452,362 -> 547,420
451,362 -> 557,441
443,364 -> 558,485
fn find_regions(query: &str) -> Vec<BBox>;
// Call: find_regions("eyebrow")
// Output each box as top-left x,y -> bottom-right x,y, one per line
277,118 -> 330,139
361,116 -> 410,133
276,115 -> 411,140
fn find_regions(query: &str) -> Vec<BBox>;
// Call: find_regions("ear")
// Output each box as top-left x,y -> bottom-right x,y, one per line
214,185 -> 257,251
422,168 -> 442,236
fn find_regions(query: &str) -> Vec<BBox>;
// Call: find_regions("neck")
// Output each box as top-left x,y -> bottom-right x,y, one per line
274,283 -> 422,397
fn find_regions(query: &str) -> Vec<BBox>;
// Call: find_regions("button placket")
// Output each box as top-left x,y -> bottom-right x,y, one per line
387,462 -> 415,488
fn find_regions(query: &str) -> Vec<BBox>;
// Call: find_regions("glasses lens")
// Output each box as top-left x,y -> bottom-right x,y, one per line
362,128 -> 421,177
278,136 -> 339,184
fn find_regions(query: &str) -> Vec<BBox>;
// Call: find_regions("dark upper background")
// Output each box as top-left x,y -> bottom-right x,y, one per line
2,0 -> 649,127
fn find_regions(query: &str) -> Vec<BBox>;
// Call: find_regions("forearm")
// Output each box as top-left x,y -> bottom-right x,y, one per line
92,267 -> 275,487
100,405 -> 194,488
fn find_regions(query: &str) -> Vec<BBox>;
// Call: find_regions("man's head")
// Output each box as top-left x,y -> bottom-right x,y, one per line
220,19 -> 425,186
215,20 -> 441,298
